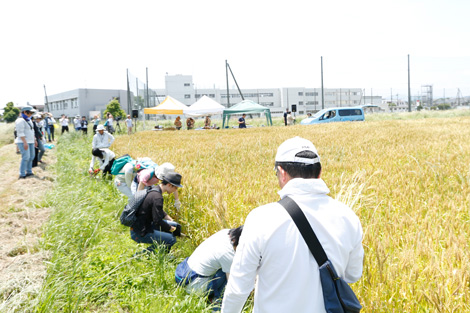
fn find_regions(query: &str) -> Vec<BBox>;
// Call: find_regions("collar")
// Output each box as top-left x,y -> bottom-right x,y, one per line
278,178 -> 330,199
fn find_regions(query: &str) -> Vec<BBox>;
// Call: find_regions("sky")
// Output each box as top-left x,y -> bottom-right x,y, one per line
1,0 -> 469,108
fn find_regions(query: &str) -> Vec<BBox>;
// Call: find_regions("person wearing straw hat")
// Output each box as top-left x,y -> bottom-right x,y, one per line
92,124 -> 115,149
130,171 -> 184,254
15,106 -> 37,179
222,137 -> 364,313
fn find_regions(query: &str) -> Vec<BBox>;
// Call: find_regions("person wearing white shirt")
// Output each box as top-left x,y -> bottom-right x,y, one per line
15,106 -> 37,179
176,226 -> 243,309
73,115 -> 81,131
92,125 -> 115,149
125,115 -> 133,135
89,148 -> 116,177
60,115 -> 69,134
221,137 -> 364,313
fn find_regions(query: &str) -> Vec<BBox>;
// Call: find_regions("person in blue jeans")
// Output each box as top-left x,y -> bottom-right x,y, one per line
14,106 -> 37,179
130,171 -> 184,254
175,226 -> 243,311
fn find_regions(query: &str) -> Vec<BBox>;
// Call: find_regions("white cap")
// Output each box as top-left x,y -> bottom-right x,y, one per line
155,162 -> 175,180
96,125 -> 105,131
275,136 -> 320,164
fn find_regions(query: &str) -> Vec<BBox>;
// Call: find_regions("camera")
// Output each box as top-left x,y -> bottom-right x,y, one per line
116,117 -> 121,121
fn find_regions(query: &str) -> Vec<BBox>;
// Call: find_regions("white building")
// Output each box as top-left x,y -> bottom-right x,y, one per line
152,74 -> 364,117
46,89 -> 128,118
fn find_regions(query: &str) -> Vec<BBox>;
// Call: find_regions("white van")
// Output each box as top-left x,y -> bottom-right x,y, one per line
300,107 -> 364,125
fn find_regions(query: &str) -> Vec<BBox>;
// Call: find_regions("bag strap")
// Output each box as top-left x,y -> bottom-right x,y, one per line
278,196 -> 328,267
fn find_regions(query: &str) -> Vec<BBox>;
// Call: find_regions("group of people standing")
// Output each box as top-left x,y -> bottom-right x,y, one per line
14,106 -> 56,178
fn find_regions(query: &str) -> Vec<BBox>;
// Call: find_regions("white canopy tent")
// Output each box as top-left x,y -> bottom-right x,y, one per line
184,95 -> 225,117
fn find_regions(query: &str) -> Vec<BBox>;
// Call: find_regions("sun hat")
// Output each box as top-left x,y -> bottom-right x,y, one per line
163,171 -> 183,188
21,106 -> 36,113
275,136 -> 320,164
155,162 -> 175,180
96,125 -> 105,131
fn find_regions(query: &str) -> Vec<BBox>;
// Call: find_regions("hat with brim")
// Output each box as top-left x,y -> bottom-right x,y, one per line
275,136 -> 320,164
96,125 -> 105,131
155,162 -> 175,180
163,171 -> 183,188
21,106 -> 36,113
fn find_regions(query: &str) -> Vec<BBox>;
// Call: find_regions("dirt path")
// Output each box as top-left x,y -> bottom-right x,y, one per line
0,142 -> 56,310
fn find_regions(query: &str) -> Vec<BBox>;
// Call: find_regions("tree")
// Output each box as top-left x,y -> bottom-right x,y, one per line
3,102 -> 20,123
103,98 -> 126,119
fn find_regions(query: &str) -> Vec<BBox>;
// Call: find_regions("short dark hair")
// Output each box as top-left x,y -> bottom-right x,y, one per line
91,148 -> 103,158
228,225 -> 244,248
275,150 -> 321,179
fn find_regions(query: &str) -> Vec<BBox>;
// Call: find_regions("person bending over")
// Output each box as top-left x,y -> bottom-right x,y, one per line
89,148 -> 116,177
130,172 -> 184,254
176,226 -> 243,310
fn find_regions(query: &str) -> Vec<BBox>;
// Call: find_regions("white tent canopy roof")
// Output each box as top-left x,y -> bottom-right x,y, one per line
184,95 -> 225,117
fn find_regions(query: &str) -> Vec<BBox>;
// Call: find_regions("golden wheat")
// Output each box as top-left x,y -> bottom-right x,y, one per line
113,116 -> 470,312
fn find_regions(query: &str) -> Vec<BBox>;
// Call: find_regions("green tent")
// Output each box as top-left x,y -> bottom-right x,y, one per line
222,100 -> 273,128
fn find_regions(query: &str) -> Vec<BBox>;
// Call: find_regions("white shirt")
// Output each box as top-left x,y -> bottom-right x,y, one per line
125,118 -> 133,127
73,118 -> 81,128
186,229 -> 235,294
222,178 -> 364,313
92,132 -> 115,149
15,118 -> 35,144
60,118 -> 69,126
89,148 -> 116,171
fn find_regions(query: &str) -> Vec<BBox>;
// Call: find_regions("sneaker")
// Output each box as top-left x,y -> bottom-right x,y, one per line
18,175 -> 26,179
39,160 -> 46,164
25,173 -> 34,177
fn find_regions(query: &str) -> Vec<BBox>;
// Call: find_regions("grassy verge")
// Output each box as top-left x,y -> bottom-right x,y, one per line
36,132 -> 230,312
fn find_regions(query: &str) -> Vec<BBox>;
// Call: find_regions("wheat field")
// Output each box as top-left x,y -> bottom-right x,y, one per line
112,116 -> 470,312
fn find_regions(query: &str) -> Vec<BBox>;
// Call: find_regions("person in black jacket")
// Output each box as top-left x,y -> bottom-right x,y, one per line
130,171 -> 183,254
32,114 -> 46,166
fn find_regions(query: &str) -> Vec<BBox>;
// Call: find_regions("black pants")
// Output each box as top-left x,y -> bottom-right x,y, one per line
49,126 -> 55,141
61,126 -> 69,134
102,158 -> 115,176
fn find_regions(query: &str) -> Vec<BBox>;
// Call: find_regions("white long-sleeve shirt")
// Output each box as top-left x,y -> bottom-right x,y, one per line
222,178 -> 364,313
92,132 -> 115,149
89,148 -> 115,171
15,118 -> 35,144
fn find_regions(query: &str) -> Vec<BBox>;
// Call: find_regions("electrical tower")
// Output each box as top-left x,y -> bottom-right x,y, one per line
421,85 -> 433,107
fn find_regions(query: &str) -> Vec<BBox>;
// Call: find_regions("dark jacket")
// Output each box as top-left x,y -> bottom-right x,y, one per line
132,186 -> 172,236
33,121 -> 43,141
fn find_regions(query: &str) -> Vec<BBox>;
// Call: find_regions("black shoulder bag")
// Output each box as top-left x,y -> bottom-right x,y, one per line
278,196 -> 362,313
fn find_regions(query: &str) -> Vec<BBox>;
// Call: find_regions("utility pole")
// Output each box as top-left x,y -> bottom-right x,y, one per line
321,56 -> 324,110
225,60 -> 230,108
43,85 -> 50,112
408,54 -> 412,112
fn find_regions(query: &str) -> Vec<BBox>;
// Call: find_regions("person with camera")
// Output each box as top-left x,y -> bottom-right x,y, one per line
130,171 -> 184,254
221,137 -> 364,313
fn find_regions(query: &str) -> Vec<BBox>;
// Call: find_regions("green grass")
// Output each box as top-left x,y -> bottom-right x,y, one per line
35,132 -> 236,313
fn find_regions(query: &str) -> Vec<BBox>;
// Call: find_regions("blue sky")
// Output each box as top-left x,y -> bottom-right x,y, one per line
1,0 -> 469,107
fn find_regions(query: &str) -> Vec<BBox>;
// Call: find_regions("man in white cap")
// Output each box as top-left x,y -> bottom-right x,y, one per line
222,136 -> 364,313
92,124 -> 115,149
73,115 -> 81,132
